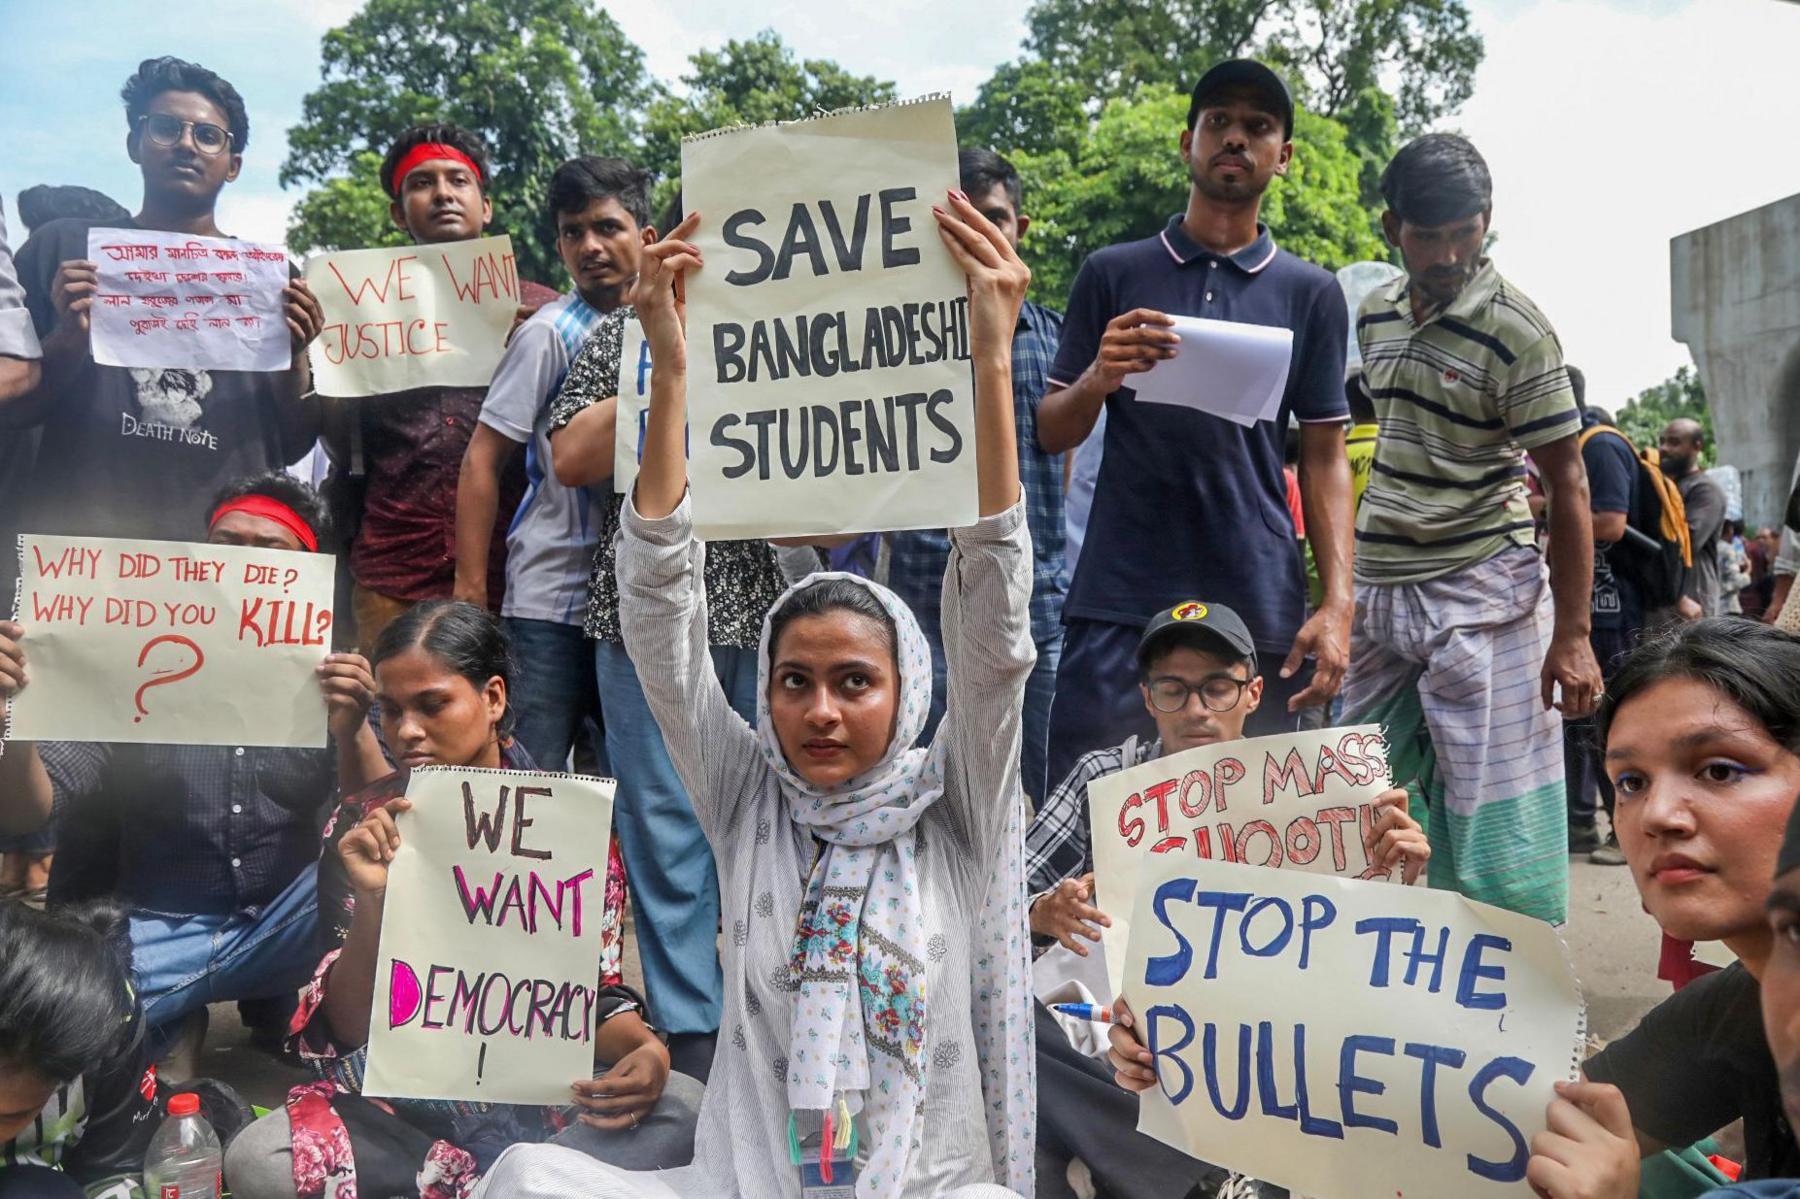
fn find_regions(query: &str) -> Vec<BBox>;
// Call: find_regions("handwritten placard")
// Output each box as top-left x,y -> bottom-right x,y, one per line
1122,855 -> 1583,1199
7,534 -> 334,746
365,767 -> 616,1104
88,227 -> 290,372
1087,726 -> 1392,999
306,236 -> 521,398
680,95 -> 978,539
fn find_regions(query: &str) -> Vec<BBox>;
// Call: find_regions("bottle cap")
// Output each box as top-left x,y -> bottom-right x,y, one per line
167,1092 -> 200,1117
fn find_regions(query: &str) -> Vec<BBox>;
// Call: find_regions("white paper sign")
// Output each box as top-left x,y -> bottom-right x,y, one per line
1086,726 -> 1392,999
88,227 -> 290,372
365,767 -> 616,1105
8,534 -> 334,746
1123,856 -> 1584,1199
1130,315 -> 1293,426
613,313 -> 655,495
681,96 -> 978,539
306,236 -> 521,398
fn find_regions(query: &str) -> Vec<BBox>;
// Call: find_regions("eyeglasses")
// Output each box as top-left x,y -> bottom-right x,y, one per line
138,114 -> 233,156
1147,672 -> 1252,714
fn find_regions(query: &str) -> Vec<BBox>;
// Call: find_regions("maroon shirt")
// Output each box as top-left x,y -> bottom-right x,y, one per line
347,279 -> 558,604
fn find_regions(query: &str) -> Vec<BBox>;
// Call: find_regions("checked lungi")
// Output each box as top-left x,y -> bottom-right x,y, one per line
1341,546 -> 1569,924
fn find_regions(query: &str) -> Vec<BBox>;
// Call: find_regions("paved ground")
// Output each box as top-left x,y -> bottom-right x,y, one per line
186,856 -> 1672,1110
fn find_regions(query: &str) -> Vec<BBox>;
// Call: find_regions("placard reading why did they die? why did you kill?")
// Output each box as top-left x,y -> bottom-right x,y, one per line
1122,856 -> 1584,1199
7,534 -> 336,747
680,96 -> 978,540
364,768 -> 615,1105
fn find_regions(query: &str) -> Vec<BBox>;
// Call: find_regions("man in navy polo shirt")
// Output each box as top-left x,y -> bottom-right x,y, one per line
1038,58 -> 1354,788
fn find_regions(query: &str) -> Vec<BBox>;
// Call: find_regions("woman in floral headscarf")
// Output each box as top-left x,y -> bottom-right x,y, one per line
476,191 -> 1037,1199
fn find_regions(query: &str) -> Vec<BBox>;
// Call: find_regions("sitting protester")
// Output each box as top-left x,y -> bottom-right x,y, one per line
225,601 -> 699,1199
0,900 -> 158,1199
0,473 -> 386,1064
1032,601 -> 1424,1199
470,195 -> 1035,1197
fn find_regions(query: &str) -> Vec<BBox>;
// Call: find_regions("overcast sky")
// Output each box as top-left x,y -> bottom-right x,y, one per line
4,0 -> 1798,402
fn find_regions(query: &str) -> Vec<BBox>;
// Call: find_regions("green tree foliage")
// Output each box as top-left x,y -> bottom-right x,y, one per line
639,31 -> 896,218
1015,85 -> 1384,306
1617,365 -> 1714,466
282,0 -> 654,285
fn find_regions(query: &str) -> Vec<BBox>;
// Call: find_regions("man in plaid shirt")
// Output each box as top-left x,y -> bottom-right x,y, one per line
1029,599 -> 1424,1198
885,147 -> 1066,803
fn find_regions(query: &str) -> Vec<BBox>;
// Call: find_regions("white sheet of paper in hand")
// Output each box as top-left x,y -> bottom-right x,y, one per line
1129,315 -> 1293,426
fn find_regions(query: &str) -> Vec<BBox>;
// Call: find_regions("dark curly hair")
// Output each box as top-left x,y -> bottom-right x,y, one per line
546,156 -> 652,229
121,56 -> 248,152
209,472 -> 331,550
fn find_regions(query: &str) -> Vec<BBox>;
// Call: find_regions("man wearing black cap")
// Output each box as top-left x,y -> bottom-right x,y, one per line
1339,133 -> 1601,927
1023,599 -> 1423,1199
1037,58 -> 1355,795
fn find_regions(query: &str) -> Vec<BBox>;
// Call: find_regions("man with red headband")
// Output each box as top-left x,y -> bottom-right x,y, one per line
0,473 -> 388,1067
325,124 -> 559,648
4,57 -> 325,550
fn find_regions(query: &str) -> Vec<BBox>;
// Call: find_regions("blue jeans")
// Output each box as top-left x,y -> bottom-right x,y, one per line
132,864 -> 320,1041
920,628 -> 1062,804
593,640 -> 759,1035
504,617 -> 604,773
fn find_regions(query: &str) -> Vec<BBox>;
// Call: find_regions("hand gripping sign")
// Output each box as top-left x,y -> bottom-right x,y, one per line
679,95 -> 978,539
8,534 -> 334,747
1122,855 -> 1585,1199
364,767 -> 616,1105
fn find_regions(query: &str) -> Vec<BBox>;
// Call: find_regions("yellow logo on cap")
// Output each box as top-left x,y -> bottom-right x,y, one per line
1171,602 -> 1208,621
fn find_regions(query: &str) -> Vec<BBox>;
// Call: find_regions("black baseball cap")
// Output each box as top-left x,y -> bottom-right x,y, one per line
1137,601 -> 1259,674
1186,59 -> 1294,140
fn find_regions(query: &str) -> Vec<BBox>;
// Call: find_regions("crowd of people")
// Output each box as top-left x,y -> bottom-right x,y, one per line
1,48 -> 1799,1199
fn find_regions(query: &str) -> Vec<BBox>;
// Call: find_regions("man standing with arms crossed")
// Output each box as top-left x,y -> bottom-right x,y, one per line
1038,59 -> 1355,789
1343,134 -> 1601,926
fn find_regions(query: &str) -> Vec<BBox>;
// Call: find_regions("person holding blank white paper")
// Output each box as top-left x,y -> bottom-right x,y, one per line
472,192 -> 1036,1198
1036,58 -> 1355,797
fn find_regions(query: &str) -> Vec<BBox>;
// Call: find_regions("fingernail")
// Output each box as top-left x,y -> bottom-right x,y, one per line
931,206 -> 945,216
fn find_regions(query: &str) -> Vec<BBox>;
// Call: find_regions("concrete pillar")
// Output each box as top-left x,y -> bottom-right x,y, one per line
1670,192 -> 1800,526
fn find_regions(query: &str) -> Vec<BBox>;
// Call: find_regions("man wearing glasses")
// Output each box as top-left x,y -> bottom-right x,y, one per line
8,56 -> 324,547
1023,599 -> 1422,1199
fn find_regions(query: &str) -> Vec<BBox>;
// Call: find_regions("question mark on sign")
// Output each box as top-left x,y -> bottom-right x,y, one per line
132,634 -> 205,723
281,567 -> 299,594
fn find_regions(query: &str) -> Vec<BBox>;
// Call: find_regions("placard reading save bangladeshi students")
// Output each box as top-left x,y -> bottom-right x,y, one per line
680,96 -> 977,539
1086,725 -> 1393,998
305,236 -> 522,397
364,768 -> 615,1105
87,227 -> 291,372
1122,856 -> 1584,1199
7,535 -> 335,746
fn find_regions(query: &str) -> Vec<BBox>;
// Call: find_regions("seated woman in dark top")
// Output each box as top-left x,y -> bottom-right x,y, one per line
0,900 -> 158,1199
225,602 -> 700,1199
1522,619 -> 1800,1198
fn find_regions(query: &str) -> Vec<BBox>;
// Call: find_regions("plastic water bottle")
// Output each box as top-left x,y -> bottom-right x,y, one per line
142,1091 -> 221,1199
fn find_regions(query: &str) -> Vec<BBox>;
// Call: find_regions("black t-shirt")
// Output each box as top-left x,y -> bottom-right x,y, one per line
1586,962 -> 1799,1179
1581,422 -> 1643,635
11,217 -> 317,542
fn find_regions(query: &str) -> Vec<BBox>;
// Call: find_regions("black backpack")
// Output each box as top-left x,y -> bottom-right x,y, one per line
1579,425 -> 1692,609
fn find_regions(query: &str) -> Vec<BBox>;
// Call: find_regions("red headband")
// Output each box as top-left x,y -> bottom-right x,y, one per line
210,495 -> 318,552
390,143 -> 483,196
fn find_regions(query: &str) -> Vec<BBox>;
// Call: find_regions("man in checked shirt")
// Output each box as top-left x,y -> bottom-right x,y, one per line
1025,599 -> 1424,1199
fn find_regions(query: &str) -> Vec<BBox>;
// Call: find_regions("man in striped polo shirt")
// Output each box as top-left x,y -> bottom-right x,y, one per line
1342,134 -> 1602,926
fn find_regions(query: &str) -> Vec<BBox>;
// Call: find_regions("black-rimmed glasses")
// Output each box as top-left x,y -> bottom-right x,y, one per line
1147,672 -> 1252,714
138,114 -> 233,155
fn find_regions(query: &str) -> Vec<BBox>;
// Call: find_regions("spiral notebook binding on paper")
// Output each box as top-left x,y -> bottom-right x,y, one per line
681,92 -> 950,144
407,763 -> 618,788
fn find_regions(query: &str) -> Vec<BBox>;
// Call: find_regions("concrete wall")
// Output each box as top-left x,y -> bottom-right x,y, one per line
1671,192 -> 1800,526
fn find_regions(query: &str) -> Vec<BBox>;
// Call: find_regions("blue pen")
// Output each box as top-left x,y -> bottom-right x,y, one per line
1050,1002 -> 1117,1023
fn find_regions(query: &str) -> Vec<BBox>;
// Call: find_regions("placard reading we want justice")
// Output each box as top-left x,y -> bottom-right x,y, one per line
365,768 -> 615,1105
1122,856 -> 1584,1199
681,96 -> 977,539
305,236 -> 522,397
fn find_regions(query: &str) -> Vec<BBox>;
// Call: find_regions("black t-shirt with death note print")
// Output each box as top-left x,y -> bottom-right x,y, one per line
12,217 -> 317,543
